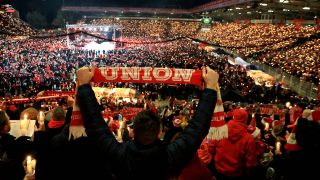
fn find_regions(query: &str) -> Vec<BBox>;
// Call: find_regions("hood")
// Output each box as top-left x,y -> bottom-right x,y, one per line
227,120 -> 247,142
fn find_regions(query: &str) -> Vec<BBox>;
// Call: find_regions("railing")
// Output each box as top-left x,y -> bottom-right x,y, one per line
246,59 -> 318,99
213,47 -> 318,99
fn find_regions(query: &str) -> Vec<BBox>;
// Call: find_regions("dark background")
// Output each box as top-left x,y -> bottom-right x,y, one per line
2,0 -> 211,23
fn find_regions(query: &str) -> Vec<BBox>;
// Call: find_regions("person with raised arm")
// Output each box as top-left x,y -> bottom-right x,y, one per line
75,66 -> 219,179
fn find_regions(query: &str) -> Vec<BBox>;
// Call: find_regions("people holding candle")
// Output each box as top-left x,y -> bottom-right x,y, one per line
247,114 -> 273,179
32,107 -> 67,180
0,111 -> 33,180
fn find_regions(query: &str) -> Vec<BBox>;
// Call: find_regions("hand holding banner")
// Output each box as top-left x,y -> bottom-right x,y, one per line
91,67 -> 203,85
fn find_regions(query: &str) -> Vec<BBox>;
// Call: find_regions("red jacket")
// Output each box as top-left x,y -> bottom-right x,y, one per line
179,154 -> 213,180
209,120 -> 257,177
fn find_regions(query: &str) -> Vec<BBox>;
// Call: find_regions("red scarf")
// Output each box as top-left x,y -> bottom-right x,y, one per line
48,119 -> 65,129
91,67 -> 202,85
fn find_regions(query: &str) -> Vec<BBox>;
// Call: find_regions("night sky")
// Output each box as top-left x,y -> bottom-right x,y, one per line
2,0 -> 211,23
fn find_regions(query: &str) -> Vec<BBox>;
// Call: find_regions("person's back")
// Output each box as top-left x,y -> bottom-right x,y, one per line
209,109 -> 257,179
75,66 -> 219,179
119,140 -> 168,179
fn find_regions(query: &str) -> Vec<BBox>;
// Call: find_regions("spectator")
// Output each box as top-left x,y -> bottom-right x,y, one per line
76,66 -> 219,179
0,110 -> 30,180
208,108 -> 257,180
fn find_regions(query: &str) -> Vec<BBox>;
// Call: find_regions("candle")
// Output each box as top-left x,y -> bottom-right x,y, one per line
21,114 -> 30,136
276,141 -> 281,152
31,159 -> 37,169
39,111 -> 44,125
40,111 -> 43,119
264,122 -> 269,131
26,155 -> 33,175
252,114 -> 255,118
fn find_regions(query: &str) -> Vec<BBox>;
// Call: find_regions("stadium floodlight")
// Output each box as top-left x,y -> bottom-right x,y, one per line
259,3 -> 268,6
302,7 -> 310,10
268,10 -> 274,13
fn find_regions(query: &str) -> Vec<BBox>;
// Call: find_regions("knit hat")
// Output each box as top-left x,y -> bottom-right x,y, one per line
284,118 -> 301,151
233,109 -> 248,124
207,84 -> 228,141
69,90 -> 87,140
247,115 -> 260,138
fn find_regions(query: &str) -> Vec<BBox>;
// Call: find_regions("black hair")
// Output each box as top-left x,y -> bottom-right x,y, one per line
133,110 -> 160,145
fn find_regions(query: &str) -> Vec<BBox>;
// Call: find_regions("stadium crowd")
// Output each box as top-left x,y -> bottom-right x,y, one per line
0,15 -> 319,180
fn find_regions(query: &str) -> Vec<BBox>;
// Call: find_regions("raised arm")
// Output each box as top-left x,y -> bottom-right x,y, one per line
167,66 -> 219,167
76,67 -> 123,161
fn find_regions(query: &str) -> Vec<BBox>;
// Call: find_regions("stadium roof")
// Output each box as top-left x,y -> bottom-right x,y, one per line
63,0 -> 212,9
62,0 -> 320,20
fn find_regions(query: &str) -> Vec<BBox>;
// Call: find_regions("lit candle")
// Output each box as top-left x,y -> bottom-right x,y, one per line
24,114 -> 28,121
39,111 -> 44,125
26,155 -> 33,175
276,141 -> 281,152
264,122 -> 269,131
31,159 -> 37,169
252,113 -> 255,118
